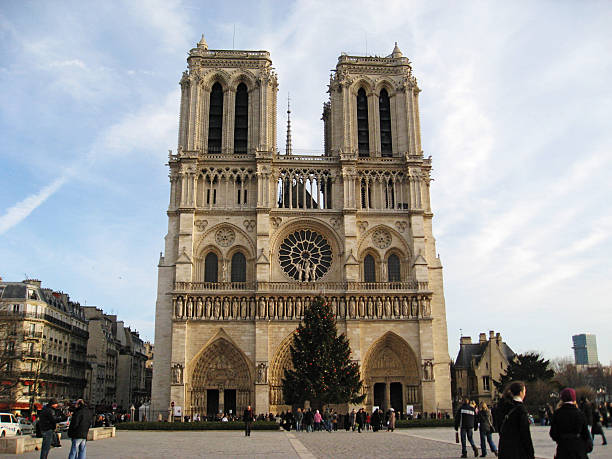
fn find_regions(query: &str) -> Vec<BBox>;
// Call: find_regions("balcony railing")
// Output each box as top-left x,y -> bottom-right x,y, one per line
174,281 -> 427,293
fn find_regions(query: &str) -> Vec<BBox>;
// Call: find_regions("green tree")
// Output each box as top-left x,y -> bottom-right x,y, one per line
494,352 -> 556,412
494,352 -> 555,391
282,296 -> 364,409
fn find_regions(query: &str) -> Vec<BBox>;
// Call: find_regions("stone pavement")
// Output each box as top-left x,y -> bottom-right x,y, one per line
3,426 -> 610,458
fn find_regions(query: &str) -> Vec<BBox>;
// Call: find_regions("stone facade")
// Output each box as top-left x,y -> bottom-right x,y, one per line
0,279 -> 88,415
152,37 -> 452,419
452,331 -> 515,406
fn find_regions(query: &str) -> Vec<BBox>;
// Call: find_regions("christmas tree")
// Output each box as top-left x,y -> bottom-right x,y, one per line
282,296 -> 364,410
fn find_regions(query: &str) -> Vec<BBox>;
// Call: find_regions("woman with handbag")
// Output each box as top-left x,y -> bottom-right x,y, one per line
477,402 -> 498,457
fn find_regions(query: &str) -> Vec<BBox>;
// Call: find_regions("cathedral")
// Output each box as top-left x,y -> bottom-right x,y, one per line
151,35 -> 452,419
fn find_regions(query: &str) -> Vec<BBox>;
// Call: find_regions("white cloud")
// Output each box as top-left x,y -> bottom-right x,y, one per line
0,176 -> 67,235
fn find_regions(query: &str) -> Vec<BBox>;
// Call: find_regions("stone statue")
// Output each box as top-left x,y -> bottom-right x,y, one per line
402,297 -> 409,317
349,297 -> 356,318
258,297 -> 266,318
376,297 -> 383,318
339,297 -> 346,318
309,263 -> 317,281
393,297 -> 400,317
331,297 -> 338,317
296,262 -> 304,282
268,297 -> 275,318
177,297 -> 184,318
286,297 -> 293,318
186,297 -> 193,317
256,362 -> 267,384
240,297 -> 247,319
358,297 -> 365,317
295,297 -> 303,318
196,297 -> 203,317
249,297 -> 255,319
411,297 -> 418,317
232,297 -> 239,319
223,297 -> 230,318
172,363 -> 183,384
214,298 -> 221,318
367,297 -> 373,317
384,297 -> 392,317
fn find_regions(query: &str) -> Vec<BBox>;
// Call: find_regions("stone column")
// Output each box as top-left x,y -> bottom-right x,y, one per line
384,380 -> 391,411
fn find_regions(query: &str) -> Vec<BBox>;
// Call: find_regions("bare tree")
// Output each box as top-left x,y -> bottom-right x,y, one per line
0,320 -> 22,401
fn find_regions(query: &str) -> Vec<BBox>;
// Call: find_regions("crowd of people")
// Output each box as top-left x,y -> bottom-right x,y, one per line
454,381 -> 609,458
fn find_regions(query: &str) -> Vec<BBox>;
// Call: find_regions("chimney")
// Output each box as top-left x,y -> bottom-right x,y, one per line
479,333 -> 487,344
496,332 -> 501,343
460,336 -> 472,345
489,330 -> 495,340
24,279 -> 42,287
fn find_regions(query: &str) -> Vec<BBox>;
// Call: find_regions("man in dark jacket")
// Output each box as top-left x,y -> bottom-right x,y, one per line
454,398 -> 478,458
67,399 -> 93,459
38,399 -> 60,459
243,405 -> 254,436
550,388 -> 593,459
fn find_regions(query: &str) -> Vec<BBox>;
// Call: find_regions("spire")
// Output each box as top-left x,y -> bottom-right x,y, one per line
197,34 -> 208,49
285,94 -> 292,155
391,41 -> 403,58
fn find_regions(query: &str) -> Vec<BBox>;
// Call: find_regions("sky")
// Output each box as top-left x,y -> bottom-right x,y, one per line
1,0 -> 611,365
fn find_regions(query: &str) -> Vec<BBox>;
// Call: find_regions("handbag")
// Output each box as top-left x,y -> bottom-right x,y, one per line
51,431 -> 61,448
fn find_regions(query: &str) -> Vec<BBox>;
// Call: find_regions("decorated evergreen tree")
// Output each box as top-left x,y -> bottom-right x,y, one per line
282,296 -> 364,409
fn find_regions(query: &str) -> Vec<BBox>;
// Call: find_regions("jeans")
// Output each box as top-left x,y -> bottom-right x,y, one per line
296,420 -> 302,432
69,438 -> 87,459
479,430 -> 497,455
460,428 -> 477,455
40,430 -> 54,459
244,421 -> 252,436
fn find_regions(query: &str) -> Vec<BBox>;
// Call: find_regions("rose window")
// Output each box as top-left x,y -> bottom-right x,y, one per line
279,229 -> 332,281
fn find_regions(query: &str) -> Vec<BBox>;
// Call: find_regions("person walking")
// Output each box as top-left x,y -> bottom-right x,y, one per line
454,398 -> 479,458
477,402 -> 498,457
579,397 -> 594,434
591,407 -> 607,446
313,409 -> 322,431
38,399 -> 62,459
295,408 -> 303,432
67,399 -> 93,459
349,408 -> 356,431
496,381 -> 535,459
387,408 -> 396,432
549,388 -> 593,458
243,405 -> 254,436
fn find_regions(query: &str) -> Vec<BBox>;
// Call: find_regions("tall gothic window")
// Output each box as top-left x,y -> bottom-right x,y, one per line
388,254 -> 401,282
379,88 -> 392,156
364,254 -> 376,282
208,82 -> 223,153
204,252 -> 218,283
234,83 -> 248,154
231,252 -> 246,282
357,88 -> 370,156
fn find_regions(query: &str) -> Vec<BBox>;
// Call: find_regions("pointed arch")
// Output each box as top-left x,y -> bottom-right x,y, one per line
268,332 -> 296,408
207,82 -> 223,153
187,330 -> 254,418
362,331 -> 421,412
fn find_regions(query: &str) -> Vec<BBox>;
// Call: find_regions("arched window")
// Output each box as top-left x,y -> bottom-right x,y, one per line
208,82 -> 223,153
231,252 -> 246,282
379,88 -> 392,156
364,254 -> 376,282
388,254 -> 401,282
204,252 -> 218,283
234,83 -> 248,154
357,88 -> 370,156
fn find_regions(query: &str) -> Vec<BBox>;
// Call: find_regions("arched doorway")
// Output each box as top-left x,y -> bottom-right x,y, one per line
363,332 -> 420,415
189,338 -> 253,418
268,333 -> 295,412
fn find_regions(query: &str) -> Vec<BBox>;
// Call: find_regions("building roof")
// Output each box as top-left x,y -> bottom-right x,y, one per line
455,341 -> 515,369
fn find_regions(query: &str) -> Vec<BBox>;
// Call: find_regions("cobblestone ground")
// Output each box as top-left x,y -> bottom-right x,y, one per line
5,426 -> 611,459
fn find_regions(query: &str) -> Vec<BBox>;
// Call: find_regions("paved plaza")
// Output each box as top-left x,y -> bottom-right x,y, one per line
4,427 -> 610,459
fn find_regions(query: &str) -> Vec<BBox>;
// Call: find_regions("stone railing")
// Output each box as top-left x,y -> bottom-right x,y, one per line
174,281 -> 425,293
172,293 -> 432,321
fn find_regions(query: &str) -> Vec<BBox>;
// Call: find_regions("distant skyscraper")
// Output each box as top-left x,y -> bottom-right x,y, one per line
572,334 -> 598,366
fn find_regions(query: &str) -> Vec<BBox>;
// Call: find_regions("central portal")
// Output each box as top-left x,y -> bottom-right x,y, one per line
190,337 -> 253,418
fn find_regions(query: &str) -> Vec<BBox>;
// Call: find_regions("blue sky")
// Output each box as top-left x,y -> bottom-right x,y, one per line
1,1 -> 611,364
